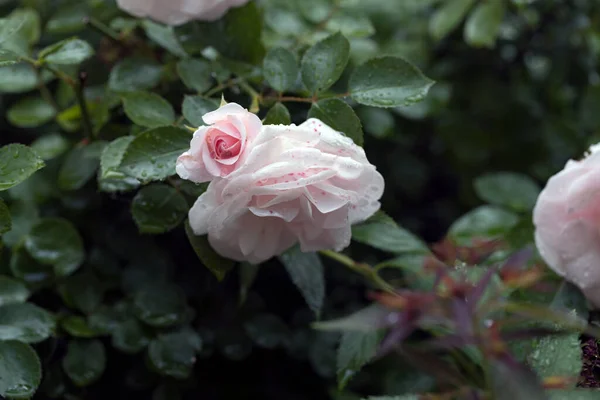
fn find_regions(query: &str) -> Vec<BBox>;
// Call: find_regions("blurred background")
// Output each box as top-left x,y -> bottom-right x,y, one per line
2,0 -> 600,398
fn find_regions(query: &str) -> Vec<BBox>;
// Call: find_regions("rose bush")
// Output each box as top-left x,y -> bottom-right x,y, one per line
184,116 -> 384,263
116,0 -> 250,25
0,0 -> 599,399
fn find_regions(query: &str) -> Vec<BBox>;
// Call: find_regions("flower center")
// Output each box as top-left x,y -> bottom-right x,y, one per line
207,128 -> 242,160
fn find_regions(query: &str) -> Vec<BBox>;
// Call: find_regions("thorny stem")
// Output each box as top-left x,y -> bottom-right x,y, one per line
239,80 -> 259,98
35,68 -> 60,113
76,72 -> 94,140
84,17 -> 122,43
20,55 -> 77,87
47,65 -> 76,86
204,78 -> 245,97
319,250 -> 396,294
260,91 -> 351,105
205,76 -> 350,106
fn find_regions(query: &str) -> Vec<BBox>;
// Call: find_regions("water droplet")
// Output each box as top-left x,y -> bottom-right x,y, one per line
5,383 -> 33,395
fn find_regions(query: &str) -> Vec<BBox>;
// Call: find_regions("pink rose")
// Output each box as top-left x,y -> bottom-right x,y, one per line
176,103 -> 262,183
116,0 -> 250,26
187,119 -> 385,264
533,144 -> 600,307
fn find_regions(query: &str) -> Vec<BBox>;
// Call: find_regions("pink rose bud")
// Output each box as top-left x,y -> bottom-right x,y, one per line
187,119 -> 385,264
176,103 -> 262,183
116,0 -> 250,26
533,144 -> 600,307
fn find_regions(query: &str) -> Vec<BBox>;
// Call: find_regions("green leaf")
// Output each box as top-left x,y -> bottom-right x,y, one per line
263,47 -> 298,92
301,32 -> 350,94
308,98 -> 364,146
0,50 -> 20,67
100,137 -> 135,178
7,96 -> 56,127
25,218 -> 84,276
263,102 -> 291,125
30,133 -> 69,161
45,3 -> 87,35
299,0 -> 332,23
449,206 -> 519,245
111,319 -> 151,354
349,56 -> 435,108
191,2 -> 265,64
0,276 -> 30,306
529,331 -> 582,385
429,0 -> 476,41
182,95 -> 218,127
244,314 -> 289,349
185,220 -> 235,281
2,201 -> 38,248
60,272 -> 104,314
279,246 -> 325,318
58,142 -> 105,191
464,0 -> 505,48
0,199 -> 11,234
108,57 -> 162,93
9,246 -> 53,289
148,329 -> 202,380
0,341 -> 41,399
176,58 -> 212,93
264,8 -> 308,37
352,212 -> 429,254
119,126 -> 190,183
326,13 -> 375,39
60,316 -> 100,338
337,331 -> 381,389
39,38 -> 94,65
122,91 -> 176,128
133,283 -> 188,328
0,9 -> 37,57
131,184 -> 188,234
11,8 -> 40,46
98,136 -> 140,193
474,172 -> 541,212
0,63 -> 52,94
88,305 -> 127,336
62,339 -> 106,387
142,20 -> 187,58
0,144 -> 45,191
0,303 -> 55,343
0,10 -> 33,59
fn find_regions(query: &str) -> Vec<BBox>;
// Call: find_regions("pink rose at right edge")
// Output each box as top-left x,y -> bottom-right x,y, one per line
187,119 -> 385,264
176,103 -> 262,184
533,143 -> 600,308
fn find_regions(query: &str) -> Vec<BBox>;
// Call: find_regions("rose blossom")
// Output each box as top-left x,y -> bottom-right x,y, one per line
533,143 -> 600,307
116,0 -> 250,26
176,103 -> 262,183
187,119 -> 385,264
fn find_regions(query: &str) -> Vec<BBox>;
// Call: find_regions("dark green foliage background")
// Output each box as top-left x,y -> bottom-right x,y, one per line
1,0 -> 599,399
